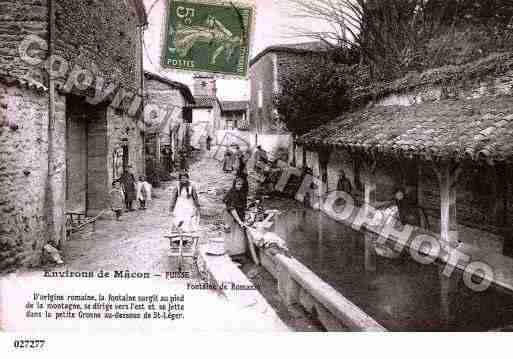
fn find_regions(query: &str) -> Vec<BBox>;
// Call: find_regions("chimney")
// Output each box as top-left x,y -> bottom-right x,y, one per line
193,74 -> 217,97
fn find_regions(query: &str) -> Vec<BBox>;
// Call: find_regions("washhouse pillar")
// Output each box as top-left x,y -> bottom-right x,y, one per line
439,267 -> 457,327
436,163 -> 462,248
362,165 -> 377,273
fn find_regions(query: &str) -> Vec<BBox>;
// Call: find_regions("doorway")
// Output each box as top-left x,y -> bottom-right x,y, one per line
65,95 -> 108,216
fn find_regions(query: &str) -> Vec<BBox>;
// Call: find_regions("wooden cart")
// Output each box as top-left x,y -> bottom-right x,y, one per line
165,231 -> 201,271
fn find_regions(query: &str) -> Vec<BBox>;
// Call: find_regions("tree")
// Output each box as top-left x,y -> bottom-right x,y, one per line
273,56 -> 355,136
287,0 -> 513,81
276,0 -> 513,135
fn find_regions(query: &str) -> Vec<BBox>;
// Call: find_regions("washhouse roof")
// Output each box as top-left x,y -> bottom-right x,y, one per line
297,94 -> 513,164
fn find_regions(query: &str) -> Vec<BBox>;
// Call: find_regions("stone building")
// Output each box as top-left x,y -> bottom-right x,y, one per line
296,51 -> 513,277
143,71 -> 194,184
219,101 -> 249,130
249,42 -> 329,155
191,74 -> 221,137
0,0 -> 147,271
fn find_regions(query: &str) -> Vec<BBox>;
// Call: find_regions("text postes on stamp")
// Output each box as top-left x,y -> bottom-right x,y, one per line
163,0 -> 254,76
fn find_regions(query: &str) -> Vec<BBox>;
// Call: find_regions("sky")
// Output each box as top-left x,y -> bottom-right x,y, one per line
142,0 -> 334,100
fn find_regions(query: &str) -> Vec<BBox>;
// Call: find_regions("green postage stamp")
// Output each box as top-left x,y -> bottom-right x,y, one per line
162,0 -> 254,76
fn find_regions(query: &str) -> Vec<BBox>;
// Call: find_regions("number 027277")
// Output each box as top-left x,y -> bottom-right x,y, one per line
13,339 -> 46,349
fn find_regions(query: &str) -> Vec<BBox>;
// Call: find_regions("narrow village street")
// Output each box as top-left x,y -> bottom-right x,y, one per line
54,153 -> 322,331
59,155 -> 228,272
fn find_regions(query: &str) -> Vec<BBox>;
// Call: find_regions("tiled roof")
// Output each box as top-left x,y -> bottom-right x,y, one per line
297,95 -> 513,164
144,71 -> 194,104
220,101 -> 248,112
192,96 -> 217,108
250,41 -> 332,66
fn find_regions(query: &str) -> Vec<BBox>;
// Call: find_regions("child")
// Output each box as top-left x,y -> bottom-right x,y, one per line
110,180 -> 125,221
136,176 -> 152,210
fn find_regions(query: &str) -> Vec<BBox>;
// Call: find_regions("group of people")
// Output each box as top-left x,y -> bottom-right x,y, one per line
109,167 -> 152,221
167,170 -> 251,259
107,145 -> 268,261
222,145 -> 250,175
164,161 -> 252,262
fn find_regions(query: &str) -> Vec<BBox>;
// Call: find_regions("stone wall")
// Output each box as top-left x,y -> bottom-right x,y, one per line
107,107 -> 145,184
144,77 -> 186,145
250,50 -> 326,135
54,0 -> 143,94
0,0 -> 145,272
1,0 -> 144,93
249,52 -> 274,133
0,85 -> 50,270
375,71 -> 513,108
0,0 -> 49,80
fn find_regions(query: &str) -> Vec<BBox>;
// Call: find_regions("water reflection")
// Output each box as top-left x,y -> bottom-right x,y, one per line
273,208 -> 513,331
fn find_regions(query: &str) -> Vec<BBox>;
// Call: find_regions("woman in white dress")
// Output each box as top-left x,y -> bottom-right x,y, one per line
169,172 -> 201,232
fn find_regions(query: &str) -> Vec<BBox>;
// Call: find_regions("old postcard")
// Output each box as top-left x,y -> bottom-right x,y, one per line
1,0 -> 513,351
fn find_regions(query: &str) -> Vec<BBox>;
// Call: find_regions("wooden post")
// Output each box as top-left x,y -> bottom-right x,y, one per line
503,165 -> 513,256
362,158 -> 377,272
439,267 -> 456,328
432,162 -> 462,248
318,210 -> 324,267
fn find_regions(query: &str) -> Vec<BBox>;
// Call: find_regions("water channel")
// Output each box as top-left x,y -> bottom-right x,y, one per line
272,208 -> 513,331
